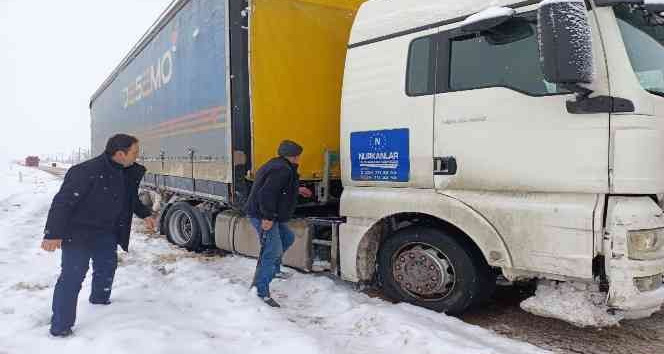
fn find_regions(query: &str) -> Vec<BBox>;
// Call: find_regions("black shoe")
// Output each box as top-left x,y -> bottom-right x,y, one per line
89,299 -> 111,305
261,296 -> 281,308
49,328 -> 73,338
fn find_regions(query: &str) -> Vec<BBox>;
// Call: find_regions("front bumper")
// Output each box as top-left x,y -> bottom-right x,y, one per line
606,256 -> 664,318
605,197 -> 664,319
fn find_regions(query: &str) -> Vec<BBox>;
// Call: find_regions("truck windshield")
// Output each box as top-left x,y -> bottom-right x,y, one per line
615,4 -> 664,96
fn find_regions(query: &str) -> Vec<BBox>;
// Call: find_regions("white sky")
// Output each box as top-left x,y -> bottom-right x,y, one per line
0,0 -> 173,162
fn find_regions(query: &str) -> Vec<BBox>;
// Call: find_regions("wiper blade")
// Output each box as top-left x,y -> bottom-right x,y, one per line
646,89 -> 664,97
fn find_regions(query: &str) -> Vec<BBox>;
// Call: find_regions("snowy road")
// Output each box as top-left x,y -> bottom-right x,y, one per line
461,286 -> 664,354
0,165 -> 545,354
3,164 -> 663,354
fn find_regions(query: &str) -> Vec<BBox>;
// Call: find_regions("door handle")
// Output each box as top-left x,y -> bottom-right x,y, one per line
433,156 -> 457,175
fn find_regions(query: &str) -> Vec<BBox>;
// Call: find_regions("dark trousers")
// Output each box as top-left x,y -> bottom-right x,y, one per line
50,234 -> 118,332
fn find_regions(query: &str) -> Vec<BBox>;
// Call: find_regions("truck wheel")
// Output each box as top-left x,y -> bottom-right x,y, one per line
377,226 -> 486,315
164,202 -> 205,251
472,258 -> 496,306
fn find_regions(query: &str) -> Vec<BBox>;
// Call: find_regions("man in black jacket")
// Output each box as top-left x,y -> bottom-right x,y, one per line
41,134 -> 156,337
245,140 -> 311,307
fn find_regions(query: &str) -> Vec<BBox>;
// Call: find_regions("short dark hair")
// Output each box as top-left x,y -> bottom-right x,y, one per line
105,134 -> 138,155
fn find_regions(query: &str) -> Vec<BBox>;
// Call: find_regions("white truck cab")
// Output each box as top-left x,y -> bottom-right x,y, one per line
339,0 -> 664,318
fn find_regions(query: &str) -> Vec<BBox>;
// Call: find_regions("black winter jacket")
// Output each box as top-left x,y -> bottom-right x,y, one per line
43,153 -> 152,251
245,157 -> 299,222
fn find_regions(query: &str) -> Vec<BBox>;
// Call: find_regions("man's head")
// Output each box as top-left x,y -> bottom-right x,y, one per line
277,140 -> 303,164
105,134 -> 139,167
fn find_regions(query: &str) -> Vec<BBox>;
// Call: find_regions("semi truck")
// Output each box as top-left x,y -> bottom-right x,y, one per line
90,0 -> 664,319
24,156 -> 40,167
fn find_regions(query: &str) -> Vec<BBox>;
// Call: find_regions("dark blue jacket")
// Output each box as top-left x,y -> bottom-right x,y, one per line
43,153 -> 151,251
245,157 -> 299,222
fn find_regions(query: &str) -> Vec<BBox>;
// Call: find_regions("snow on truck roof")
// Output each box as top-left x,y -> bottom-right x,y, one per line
350,0 -> 540,47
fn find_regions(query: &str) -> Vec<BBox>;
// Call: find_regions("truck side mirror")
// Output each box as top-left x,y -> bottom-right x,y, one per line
645,1 -> 664,14
595,1 -> 664,21
537,0 -> 593,84
538,0 -> 634,114
644,1 -> 664,25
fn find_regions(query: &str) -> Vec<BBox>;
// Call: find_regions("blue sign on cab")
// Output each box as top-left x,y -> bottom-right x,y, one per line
350,128 -> 410,182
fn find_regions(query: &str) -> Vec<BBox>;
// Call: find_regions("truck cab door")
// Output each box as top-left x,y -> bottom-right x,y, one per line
431,6 -> 611,279
432,7 -> 610,194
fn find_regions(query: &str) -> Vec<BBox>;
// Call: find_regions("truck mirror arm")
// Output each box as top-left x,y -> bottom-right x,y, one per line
562,83 -> 635,114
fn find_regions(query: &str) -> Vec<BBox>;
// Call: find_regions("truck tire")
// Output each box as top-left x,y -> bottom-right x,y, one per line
377,226 -> 488,315
164,202 -> 207,251
472,256 -> 496,307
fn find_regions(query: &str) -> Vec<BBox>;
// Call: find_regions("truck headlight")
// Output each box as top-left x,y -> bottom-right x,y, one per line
628,229 -> 664,260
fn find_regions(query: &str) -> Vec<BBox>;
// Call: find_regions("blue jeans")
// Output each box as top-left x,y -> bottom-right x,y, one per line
249,219 -> 295,298
50,234 -> 118,332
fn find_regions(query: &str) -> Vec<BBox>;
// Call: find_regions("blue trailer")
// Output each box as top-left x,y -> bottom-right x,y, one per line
90,0 -> 250,206
90,0 -> 360,269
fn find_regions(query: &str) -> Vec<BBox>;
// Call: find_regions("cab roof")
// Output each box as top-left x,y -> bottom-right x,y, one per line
349,0 -> 538,47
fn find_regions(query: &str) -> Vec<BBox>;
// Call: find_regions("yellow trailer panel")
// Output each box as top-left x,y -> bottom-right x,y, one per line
250,0 -> 364,180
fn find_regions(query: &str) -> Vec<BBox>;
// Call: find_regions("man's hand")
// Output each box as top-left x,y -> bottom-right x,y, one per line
261,219 -> 274,231
143,216 -> 157,232
298,186 -> 312,198
41,239 -> 62,252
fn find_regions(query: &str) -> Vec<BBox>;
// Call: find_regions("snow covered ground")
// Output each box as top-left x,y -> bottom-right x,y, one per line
0,165 -> 548,354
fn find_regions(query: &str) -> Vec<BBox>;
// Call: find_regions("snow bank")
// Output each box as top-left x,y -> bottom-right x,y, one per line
0,166 -> 548,354
0,163 -> 47,203
520,281 -> 623,327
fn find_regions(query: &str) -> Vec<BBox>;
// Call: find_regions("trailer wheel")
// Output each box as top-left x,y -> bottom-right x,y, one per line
377,226 -> 487,315
164,202 -> 205,251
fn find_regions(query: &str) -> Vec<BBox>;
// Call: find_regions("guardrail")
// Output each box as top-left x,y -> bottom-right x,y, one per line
37,165 -> 67,179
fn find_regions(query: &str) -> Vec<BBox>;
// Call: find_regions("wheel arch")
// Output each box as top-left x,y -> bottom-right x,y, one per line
340,188 -> 512,283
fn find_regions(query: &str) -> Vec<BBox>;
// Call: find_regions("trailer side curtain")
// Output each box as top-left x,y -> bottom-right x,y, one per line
250,0 -> 364,180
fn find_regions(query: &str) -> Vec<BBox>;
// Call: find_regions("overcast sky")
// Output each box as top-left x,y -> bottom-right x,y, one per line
0,0 -> 173,162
